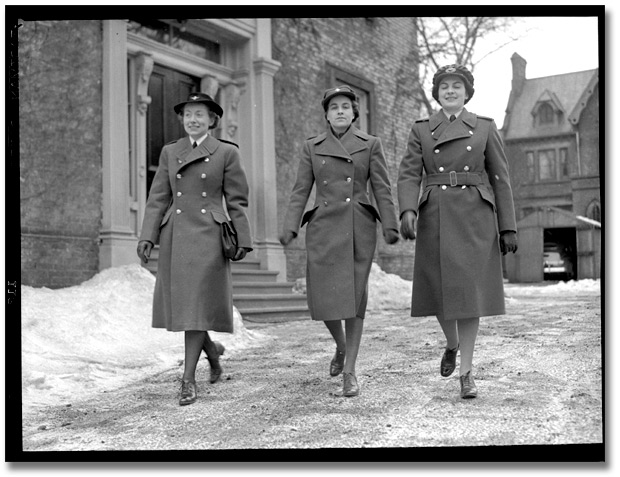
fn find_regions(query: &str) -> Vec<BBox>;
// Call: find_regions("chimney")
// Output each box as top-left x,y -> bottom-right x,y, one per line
511,52 -> 527,97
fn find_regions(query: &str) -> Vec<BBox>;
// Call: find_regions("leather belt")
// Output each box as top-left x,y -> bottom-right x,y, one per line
426,171 -> 482,187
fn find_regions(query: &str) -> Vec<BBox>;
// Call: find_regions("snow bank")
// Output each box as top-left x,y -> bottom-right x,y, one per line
367,263 -> 412,311
506,279 -> 601,296
21,264 -> 268,411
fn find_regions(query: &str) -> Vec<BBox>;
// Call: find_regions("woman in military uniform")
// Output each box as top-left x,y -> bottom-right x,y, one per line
137,92 -> 253,406
398,65 -> 518,399
280,85 -> 399,397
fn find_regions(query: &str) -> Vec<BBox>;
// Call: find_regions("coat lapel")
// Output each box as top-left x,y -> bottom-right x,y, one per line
171,135 -> 221,173
432,108 -> 478,147
315,126 -> 368,161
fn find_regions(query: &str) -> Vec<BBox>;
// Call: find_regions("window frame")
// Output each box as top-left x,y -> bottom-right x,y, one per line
325,62 -> 376,135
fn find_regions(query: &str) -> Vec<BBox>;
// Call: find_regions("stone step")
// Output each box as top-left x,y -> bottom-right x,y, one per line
233,293 -> 308,310
239,306 -> 311,323
231,269 -> 280,282
230,258 -> 262,270
233,281 -> 298,295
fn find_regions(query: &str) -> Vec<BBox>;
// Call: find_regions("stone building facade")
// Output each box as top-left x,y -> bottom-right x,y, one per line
17,17 -> 420,289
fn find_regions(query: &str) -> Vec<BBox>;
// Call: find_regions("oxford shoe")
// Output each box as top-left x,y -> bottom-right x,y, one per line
342,372 -> 360,397
330,349 -> 346,377
208,341 -> 225,384
440,344 -> 459,377
179,380 -> 197,406
459,371 -> 478,399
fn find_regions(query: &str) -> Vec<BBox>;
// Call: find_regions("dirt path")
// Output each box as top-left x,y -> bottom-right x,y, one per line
19,286 -> 602,457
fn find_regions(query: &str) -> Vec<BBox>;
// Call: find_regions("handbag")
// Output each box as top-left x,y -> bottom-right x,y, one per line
220,220 -> 238,260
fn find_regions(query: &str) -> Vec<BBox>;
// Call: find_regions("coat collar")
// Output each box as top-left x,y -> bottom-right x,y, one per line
172,135 -> 221,164
430,108 -> 479,146
314,126 -> 369,160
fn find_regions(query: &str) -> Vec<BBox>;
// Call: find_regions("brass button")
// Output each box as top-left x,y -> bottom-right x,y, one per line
201,209 -> 206,214
438,166 -> 444,172
441,185 -> 447,190
347,159 -> 352,163
323,180 -> 328,185
462,185 -> 467,189
346,177 -> 351,182
202,192 -> 207,197
177,192 -> 182,197
434,149 -> 440,154
176,209 -> 182,214
176,174 -> 182,179
469,130 -> 473,135
466,146 -> 472,151
201,173 -> 206,179
464,166 -> 470,171
323,201 -> 328,206
178,159 -> 183,164
322,160 -> 326,165
204,158 -> 210,162
345,198 -> 351,202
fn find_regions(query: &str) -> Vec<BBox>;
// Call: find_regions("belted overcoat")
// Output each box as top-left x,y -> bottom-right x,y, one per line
397,109 -> 517,320
284,126 -> 399,321
140,135 -> 252,332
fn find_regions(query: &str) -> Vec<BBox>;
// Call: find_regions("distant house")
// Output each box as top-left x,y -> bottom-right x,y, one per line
501,53 -> 600,282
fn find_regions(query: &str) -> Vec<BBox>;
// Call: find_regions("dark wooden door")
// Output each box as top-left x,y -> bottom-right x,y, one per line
146,65 -> 200,194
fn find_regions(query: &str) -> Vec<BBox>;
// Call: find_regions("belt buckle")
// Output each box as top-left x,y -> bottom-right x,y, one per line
449,171 -> 458,187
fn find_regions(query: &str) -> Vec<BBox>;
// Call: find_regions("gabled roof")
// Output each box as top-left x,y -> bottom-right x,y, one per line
503,68 -> 598,140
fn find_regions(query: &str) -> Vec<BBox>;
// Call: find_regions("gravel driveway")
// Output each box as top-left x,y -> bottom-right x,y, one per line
18,284 -> 603,460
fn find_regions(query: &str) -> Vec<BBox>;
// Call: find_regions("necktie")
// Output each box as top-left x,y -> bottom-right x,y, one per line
192,141 -> 198,148
449,114 -> 456,122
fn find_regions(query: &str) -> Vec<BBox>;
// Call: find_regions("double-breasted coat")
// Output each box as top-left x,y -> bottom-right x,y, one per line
284,126 -> 399,321
140,135 -> 252,333
397,109 -> 517,320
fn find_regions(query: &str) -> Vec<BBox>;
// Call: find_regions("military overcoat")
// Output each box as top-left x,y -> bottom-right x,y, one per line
140,135 -> 252,332
284,126 -> 399,321
397,109 -> 517,320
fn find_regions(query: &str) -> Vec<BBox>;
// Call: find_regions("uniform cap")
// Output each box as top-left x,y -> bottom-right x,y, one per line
173,92 -> 223,117
432,64 -> 475,104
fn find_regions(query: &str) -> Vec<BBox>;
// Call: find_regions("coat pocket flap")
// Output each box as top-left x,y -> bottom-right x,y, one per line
301,206 -> 320,227
359,201 -> 381,222
476,187 -> 497,209
210,210 -> 231,225
418,188 -> 432,209
160,207 -> 174,229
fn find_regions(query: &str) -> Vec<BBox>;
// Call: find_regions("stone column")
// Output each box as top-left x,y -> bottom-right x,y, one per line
250,20 -> 286,279
99,20 -> 135,268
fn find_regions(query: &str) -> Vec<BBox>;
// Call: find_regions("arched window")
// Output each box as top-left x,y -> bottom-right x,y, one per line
538,103 -> 555,125
586,200 -> 601,223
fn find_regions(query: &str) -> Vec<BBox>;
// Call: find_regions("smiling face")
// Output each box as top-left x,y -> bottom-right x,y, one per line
182,103 -> 214,139
437,75 -> 469,114
326,95 -> 354,133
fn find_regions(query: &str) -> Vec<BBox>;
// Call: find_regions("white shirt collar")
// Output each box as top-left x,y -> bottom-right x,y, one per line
443,109 -> 463,120
192,133 -> 209,147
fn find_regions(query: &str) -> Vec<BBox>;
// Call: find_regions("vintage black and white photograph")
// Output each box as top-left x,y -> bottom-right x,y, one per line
5,4 -> 607,467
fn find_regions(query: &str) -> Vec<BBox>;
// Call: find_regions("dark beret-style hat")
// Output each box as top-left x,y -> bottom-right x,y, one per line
173,92 -> 224,117
432,64 -> 475,104
321,85 -> 358,111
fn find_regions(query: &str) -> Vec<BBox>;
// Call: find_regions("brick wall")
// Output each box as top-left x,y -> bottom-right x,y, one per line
272,17 -> 420,280
19,20 -> 103,288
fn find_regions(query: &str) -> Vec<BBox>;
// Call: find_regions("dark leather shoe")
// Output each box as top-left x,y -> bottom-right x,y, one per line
330,349 -> 346,377
459,371 -> 478,399
440,344 -> 459,377
179,380 -> 197,406
208,341 -> 225,384
342,372 -> 359,397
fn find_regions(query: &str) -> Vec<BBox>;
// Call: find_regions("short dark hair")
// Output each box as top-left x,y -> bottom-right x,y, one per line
324,97 -> 360,123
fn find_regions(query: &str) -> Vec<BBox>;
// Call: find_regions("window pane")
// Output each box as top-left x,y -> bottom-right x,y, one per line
539,103 -> 554,124
559,148 -> 569,178
526,151 -> 536,182
538,150 -> 556,181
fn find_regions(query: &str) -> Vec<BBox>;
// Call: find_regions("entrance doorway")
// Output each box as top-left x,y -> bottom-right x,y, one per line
543,227 -> 577,281
146,65 -> 201,195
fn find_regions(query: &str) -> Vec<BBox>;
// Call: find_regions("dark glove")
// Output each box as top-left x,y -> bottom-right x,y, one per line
500,231 -> 518,255
137,240 -> 153,264
400,210 -> 417,240
279,230 -> 296,246
232,247 -> 249,262
384,228 -> 400,245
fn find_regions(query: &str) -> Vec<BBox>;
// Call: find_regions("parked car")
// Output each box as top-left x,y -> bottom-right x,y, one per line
543,243 -> 574,280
